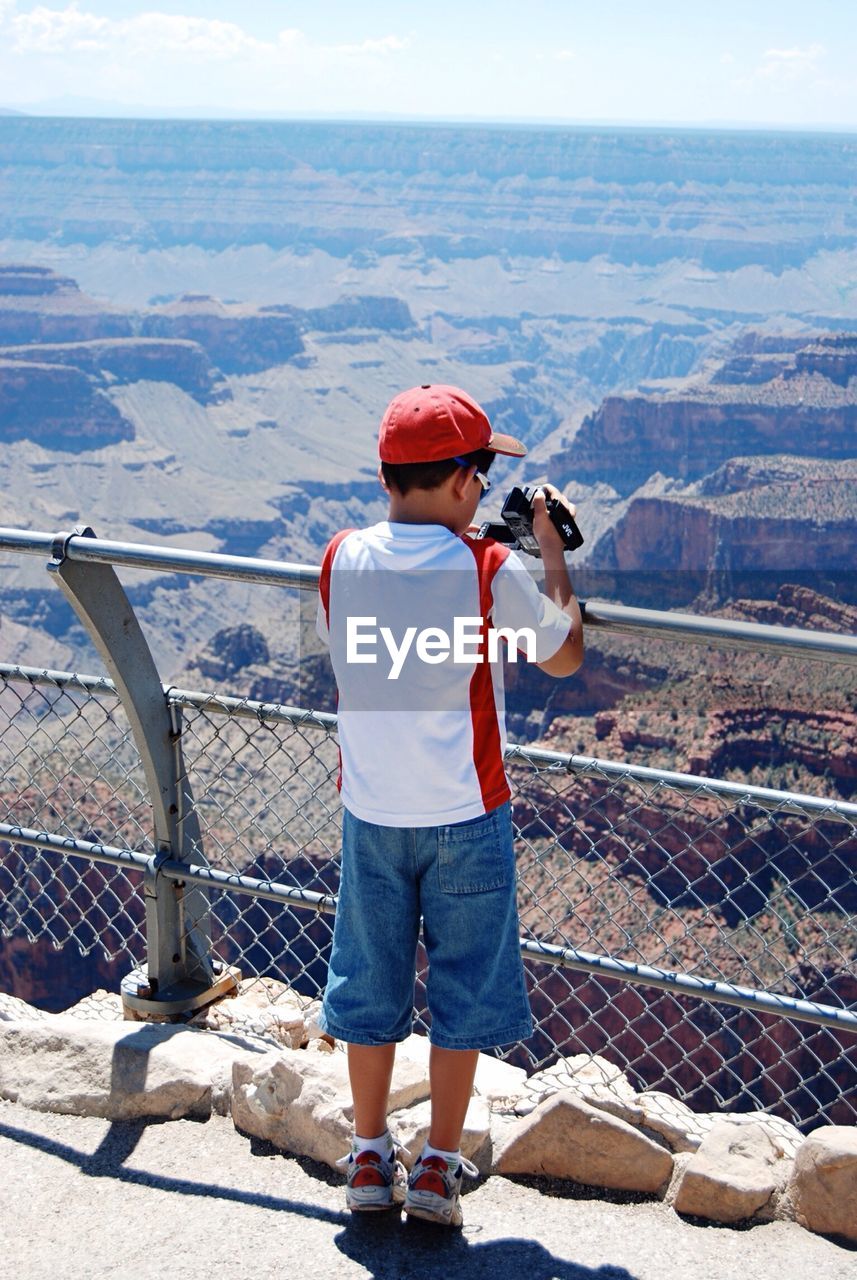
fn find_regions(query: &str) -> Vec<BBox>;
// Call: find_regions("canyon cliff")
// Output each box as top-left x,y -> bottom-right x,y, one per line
563,335 -> 857,496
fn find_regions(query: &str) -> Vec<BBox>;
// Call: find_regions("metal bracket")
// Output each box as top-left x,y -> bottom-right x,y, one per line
47,525 -> 221,1014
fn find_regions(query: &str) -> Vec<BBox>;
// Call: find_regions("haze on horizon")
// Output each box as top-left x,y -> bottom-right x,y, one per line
0,0 -> 855,131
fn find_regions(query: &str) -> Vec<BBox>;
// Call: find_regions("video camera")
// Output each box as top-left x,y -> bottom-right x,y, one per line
473,485 -> 584,558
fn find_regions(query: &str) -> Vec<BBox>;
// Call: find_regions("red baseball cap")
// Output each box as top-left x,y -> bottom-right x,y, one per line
378,384 -> 527,464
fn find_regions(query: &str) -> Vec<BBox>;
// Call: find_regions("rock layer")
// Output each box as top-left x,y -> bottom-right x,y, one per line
494,1091 -> 674,1193
788,1127 -> 857,1244
0,358 -> 134,449
672,1120 -> 790,1223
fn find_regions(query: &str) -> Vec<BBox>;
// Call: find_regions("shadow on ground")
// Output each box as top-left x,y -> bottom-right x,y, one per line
0,1116 -> 347,1226
336,1212 -> 640,1280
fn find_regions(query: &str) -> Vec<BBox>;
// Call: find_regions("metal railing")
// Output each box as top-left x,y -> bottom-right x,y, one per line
1,526 -> 855,1132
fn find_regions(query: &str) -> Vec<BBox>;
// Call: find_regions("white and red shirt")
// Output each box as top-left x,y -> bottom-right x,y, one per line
316,521 -> 570,827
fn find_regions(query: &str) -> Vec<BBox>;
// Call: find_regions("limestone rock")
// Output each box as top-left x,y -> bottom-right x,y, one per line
489,1109 -> 523,1157
396,1032 -> 527,1110
494,1091 -> 673,1193
672,1120 -> 790,1223
394,1031 -> 431,1070
788,1126 -> 857,1243
0,994 -> 51,1022
715,1110 -> 804,1160
516,1053 -> 640,1122
0,1018 -> 262,1120
639,1092 -> 715,1152
62,990 -> 124,1022
188,980 -> 328,1050
473,1054 -> 529,1109
231,1043 -> 430,1169
388,1095 -> 492,1174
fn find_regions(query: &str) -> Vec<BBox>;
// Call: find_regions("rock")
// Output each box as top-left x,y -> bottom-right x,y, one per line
714,1110 -> 804,1160
0,337 -> 226,404
0,358 -> 134,451
489,1109 -> 522,1156
473,1054 -> 528,1108
567,380 -> 857,497
188,980 -> 328,1051
0,993 -> 51,1022
672,1120 -> 791,1223
396,1033 -> 528,1111
639,1092 -> 715,1152
193,624 -> 270,681
141,302 -> 304,374
395,1032 -> 431,1069
0,1018 -> 263,1120
788,1127 -> 857,1243
494,1091 -> 673,1194
516,1053 -> 641,1122
61,990 -> 124,1022
388,1095 -> 492,1174
305,296 -> 413,335
231,1043 -> 430,1170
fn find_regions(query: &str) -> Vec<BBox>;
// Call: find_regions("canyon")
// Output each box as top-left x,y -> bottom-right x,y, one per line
0,117 -> 854,1125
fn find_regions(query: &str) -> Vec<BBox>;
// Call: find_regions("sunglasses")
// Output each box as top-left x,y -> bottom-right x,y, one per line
454,457 -> 491,494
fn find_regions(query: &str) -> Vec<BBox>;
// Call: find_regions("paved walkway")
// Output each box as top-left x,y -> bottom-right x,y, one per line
1,1100 -> 854,1280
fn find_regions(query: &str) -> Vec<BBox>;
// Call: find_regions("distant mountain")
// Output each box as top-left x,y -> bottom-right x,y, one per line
1,117 -> 856,272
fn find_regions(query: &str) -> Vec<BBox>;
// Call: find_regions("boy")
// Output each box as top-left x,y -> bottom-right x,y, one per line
316,384 -> 583,1225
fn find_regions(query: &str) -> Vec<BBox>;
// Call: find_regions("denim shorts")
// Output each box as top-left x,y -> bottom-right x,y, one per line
319,800 -> 533,1051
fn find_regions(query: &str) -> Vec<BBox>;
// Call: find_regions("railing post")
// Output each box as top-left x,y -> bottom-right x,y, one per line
47,526 -> 238,1017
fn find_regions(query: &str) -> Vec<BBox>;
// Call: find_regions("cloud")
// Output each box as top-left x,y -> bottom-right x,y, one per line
12,6 -> 111,53
755,42 -> 825,84
335,35 -> 410,57
5,4 -> 404,67
728,41 -> 828,100
0,4 -> 414,111
9,4 -> 289,59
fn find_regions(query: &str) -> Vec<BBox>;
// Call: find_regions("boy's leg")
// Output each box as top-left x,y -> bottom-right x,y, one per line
342,1042 -> 407,1212
349,1042 -> 397,1139
405,1045 -> 481,1226
404,803 -> 532,1225
427,1045 -> 479,1151
320,810 -> 418,1210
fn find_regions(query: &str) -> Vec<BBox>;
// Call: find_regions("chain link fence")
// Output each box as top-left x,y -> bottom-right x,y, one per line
1,660 -> 855,1132
0,667 -> 150,967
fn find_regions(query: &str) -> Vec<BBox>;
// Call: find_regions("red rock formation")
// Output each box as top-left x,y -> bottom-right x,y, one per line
568,394 -> 857,495
0,266 -> 132,344
556,330 -> 857,498
0,359 -> 134,450
0,338 -> 229,404
605,482 -> 855,574
141,296 -> 304,373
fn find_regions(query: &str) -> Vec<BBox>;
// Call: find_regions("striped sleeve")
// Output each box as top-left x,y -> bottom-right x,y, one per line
316,529 -> 354,646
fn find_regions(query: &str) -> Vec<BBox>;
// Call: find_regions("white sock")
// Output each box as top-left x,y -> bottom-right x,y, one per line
421,1141 -> 461,1169
352,1129 -> 394,1159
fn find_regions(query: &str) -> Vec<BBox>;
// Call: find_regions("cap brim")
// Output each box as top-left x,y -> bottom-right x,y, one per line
487,431 -> 527,458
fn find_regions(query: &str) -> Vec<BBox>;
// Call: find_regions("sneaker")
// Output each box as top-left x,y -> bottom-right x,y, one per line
403,1152 -> 479,1227
337,1145 -> 408,1212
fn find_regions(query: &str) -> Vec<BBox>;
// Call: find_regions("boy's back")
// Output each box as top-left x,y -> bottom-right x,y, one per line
318,517 -> 571,825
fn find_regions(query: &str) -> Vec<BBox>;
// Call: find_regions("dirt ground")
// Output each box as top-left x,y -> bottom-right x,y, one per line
1,1100 -> 854,1280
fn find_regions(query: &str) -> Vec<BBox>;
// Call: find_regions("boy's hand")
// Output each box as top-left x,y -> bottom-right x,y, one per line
532,484 -> 577,559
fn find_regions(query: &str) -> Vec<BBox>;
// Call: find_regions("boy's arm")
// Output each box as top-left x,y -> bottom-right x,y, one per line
532,485 -> 584,678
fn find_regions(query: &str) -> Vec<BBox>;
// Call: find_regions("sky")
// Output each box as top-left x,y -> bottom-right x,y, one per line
0,0 -> 856,130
